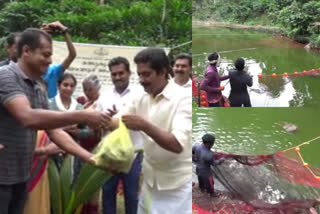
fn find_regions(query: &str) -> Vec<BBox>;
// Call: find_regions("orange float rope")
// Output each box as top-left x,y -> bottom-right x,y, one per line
258,68 -> 320,78
282,135 -> 320,181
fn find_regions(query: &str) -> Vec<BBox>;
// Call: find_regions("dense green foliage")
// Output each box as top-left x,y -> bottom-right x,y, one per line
193,0 -> 320,46
0,0 -> 191,58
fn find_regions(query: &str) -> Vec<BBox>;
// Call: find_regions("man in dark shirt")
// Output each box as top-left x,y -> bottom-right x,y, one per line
0,28 -> 110,214
0,33 -> 20,67
192,134 -> 222,196
228,58 -> 253,107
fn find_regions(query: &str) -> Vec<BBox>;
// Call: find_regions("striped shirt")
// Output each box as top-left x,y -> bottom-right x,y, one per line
0,62 -> 48,185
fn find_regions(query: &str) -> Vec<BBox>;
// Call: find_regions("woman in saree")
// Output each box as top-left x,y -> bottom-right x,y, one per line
23,131 -> 62,214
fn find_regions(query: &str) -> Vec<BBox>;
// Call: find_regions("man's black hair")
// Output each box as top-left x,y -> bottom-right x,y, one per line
174,53 -> 192,67
134,48 -> 169,78
17,28 -> 52,58
235,58 -> 245,71
202,134 -> 215,145
58,73 -> 77,86
108,56 -> 130,72
7,32 -> 21,47
208,52 -> 219,61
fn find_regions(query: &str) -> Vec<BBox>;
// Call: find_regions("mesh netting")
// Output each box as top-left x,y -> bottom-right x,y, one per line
192,137 -> 320,214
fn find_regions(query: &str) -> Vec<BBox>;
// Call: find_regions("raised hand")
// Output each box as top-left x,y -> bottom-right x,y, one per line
41,21 -> 67,34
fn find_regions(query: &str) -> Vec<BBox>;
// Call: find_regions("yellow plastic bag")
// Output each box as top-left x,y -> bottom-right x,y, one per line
93,119 -> 134,173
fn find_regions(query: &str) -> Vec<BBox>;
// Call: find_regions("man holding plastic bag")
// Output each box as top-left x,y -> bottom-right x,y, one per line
99,48 -> 192,214
96,56 -> 144,214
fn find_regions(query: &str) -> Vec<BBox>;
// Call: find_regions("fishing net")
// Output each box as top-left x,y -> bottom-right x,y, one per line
192,136 -> 320,214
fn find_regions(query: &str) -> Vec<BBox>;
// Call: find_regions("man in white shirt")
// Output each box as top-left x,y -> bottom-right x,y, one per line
173,53 -> 192,89
97,57 -> 143,214
106,48 -> 192,214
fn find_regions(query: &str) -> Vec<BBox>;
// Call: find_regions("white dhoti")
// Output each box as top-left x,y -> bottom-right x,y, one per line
138,179 -> 192,214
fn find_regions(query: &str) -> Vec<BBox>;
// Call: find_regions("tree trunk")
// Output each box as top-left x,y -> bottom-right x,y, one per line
96,0 -> 104,5
159,0 -> 167,43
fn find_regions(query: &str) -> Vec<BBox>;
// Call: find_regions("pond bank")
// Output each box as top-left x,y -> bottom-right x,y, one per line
193,20 -> 320,51
193,20 -> 283,34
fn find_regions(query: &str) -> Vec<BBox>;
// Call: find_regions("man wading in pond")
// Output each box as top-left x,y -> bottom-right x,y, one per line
228,58 -> 253,107
200,52 -> 229,107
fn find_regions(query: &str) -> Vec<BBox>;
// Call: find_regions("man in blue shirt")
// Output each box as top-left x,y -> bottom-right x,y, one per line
192,134 -> 222,197
42,21 -> 77,98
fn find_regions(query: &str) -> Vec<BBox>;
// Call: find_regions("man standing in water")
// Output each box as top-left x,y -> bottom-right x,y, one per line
228,58 -> 252,107
200,52 -> 229,107
192,134 -> 223,197
104,48 -> 192,214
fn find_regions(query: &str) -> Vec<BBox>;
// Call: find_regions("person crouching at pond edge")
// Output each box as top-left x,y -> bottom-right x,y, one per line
200,52 -> 229,107
228,58 -> 253,107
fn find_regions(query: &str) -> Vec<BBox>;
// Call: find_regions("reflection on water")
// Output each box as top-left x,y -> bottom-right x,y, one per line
192,108 -> 320,167
193,27 -> 320,107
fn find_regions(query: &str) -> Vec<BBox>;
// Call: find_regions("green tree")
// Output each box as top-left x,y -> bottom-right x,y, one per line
0,0 -> 191,49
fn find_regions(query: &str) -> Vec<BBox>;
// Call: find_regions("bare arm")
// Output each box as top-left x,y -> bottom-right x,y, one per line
61,32 -> 76,70
4,96 -> 110,129
46,129 -> 93,163
41,21 -> 76,70
35,142 -> 63,156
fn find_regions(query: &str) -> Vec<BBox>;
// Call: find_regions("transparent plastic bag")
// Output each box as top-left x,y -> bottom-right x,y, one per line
93,119 -> 134,173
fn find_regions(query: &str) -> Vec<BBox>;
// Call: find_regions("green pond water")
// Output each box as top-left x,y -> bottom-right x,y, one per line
192,107 -> 320,168
192,26 -> 320,107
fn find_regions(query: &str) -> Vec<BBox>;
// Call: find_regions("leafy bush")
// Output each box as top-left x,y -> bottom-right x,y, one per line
277,1 -> 314,37
310,34 -> 320,48
0,0 -> 191,50
193,0 -> 320,47
0,0 -> 57,35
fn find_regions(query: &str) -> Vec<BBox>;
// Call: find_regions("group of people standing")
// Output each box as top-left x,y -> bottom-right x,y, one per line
0,21 -> 192,214
200,52 -> 253,107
